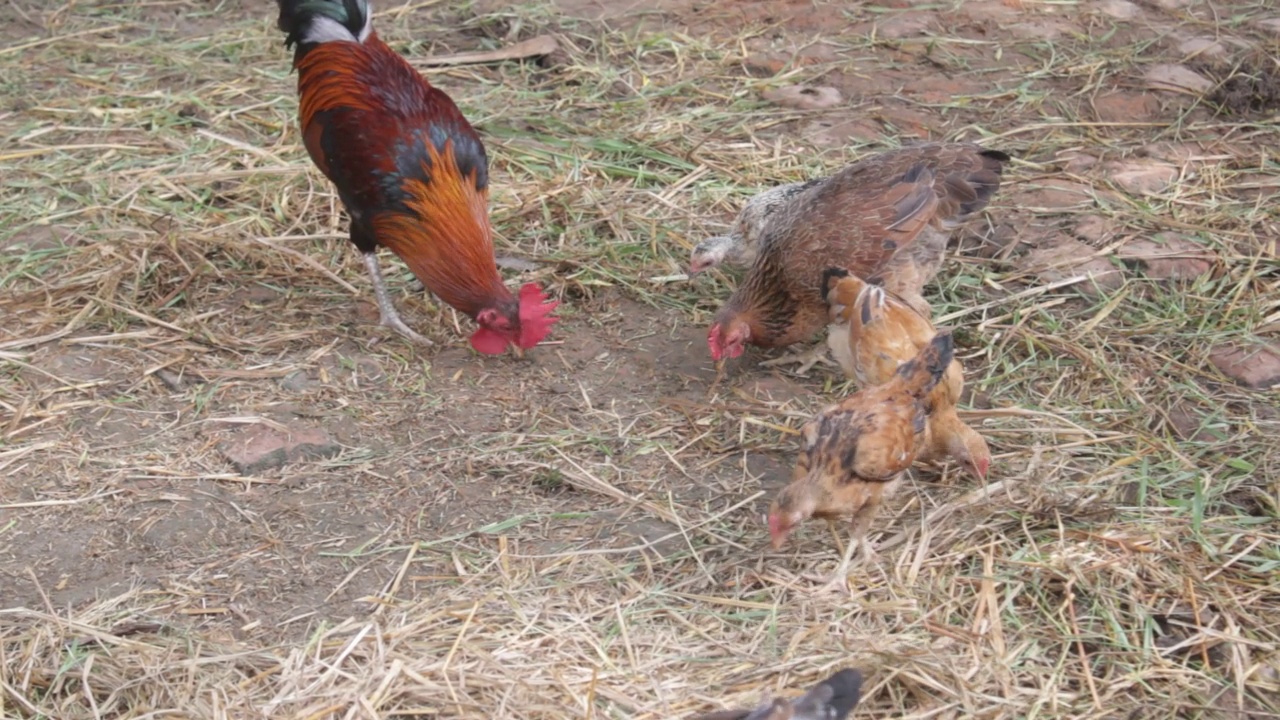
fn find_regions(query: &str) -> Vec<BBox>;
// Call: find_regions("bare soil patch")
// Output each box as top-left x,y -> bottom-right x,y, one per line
1,0 -> 1277,718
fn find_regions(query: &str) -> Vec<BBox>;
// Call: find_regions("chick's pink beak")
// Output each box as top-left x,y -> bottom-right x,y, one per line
767,513 -> 790,550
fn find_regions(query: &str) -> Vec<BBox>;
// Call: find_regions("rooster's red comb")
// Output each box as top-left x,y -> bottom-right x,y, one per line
516,282 -> 559,350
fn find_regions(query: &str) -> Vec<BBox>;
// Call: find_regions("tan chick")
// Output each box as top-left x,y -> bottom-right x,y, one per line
823,267 -> 990,481
768,331 -> 955,594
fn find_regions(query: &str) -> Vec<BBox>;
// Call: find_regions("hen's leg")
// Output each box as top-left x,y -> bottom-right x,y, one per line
361,252 -> 433,346
760,344 -> 834,375
849,503 -> 881,566
807,505 -> 881,595
806,528 -> 861,596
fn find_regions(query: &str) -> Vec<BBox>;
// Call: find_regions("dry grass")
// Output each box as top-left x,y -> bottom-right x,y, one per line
2,0 -> 1279,718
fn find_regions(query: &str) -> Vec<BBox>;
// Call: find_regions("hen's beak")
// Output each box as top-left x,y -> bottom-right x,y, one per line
512,345 -> 525,360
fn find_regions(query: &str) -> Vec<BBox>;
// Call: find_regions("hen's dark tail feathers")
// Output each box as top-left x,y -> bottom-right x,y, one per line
895,330 -> 955,397
277,0 -> 371,50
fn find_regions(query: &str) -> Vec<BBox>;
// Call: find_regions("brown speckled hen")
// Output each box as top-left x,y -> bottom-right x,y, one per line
707,143 -> 1009,373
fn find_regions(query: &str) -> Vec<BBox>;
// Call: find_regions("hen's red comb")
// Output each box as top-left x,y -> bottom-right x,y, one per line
516,282 -> 559,349
707,324 -> 724,361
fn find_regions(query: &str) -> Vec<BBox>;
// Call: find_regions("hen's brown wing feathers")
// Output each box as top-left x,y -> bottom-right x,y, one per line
720,143 -> 1007,349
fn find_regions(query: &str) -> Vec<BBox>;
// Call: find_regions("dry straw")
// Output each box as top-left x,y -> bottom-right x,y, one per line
2,0 -> 1278,718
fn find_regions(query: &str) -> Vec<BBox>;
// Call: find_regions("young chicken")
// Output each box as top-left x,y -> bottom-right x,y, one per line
769,332 -> 954,594
277,0 -> 558,353
824,268 -> 990,481
707,143 -> 1008,373
688,179 -> 821,276
692,669 -> 864,720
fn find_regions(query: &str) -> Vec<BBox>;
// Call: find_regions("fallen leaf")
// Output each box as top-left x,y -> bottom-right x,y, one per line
1107,160 -> 1179,196
1116,233 -> 1214,281
1210,342 -> 1280,390
1144,64 -> 1213,94
1072,214 -> 1115,244
1097,0 -> 1141,19
761,85 -> 843,110
1018,235 -> 1124,296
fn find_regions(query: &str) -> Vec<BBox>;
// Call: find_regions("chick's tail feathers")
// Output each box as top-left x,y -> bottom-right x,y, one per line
277,0 -> 372,50
894,329 -> 954,398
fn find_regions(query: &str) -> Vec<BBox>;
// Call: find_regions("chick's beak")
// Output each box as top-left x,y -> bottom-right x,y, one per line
766,513 -> 790,550
976,457 -> 990,479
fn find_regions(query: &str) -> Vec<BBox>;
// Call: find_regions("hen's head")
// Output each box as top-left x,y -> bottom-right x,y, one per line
766,485 -> 817,550
945,421 -> 991,481
470,283 -> 559,355
688,235 -> 735,276
707,317 -> 751,361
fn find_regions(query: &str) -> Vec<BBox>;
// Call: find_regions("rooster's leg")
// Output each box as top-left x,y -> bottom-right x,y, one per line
760,344 -> 835,376
362,252 -> 433,346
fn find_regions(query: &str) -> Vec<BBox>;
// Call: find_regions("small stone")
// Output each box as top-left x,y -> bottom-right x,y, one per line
962,1 -> 1021,23
2,225 -> 77,251
1008,20 -> 1068,40
281,371 -> 320,393
1106,160 -> 1179,196
804,118 -> 882,147
1021,179 -> 1096,211
761,85 -> 844,111
220,425 -> 342,474
876,13 -> 932,39
1097,0 -> 1141,20
1158,402 -> 1216,442
1092,91 -> 1161,122
1145,64 -> 1214,94
1073,215 -> 1115,244
1061,152 -> 1098,174
1019,236 -> 1125,297
1210,342 -> 1280,389
744,53 -> 786,77
1177,37 -> 1229,60
1115,233 -> 1214,280
1254,18 -> 1280,36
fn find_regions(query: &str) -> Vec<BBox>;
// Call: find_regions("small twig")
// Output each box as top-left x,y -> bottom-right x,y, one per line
935,275 -> 1089,324
414,35 -> 559,67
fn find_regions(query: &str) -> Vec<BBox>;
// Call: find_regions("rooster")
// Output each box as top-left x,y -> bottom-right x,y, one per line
276,0 -> 558,354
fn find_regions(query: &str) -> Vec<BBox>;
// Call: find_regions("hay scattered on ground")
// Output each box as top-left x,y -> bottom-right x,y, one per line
2,1 -> 1278,718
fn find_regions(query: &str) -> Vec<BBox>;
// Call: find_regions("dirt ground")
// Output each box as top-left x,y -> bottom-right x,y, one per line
1,0 -> 1278,718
